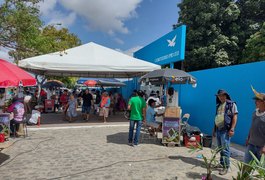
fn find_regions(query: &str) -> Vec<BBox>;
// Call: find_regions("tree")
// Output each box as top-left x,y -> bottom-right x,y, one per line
0,0 -> 43,61
177,0 -> 265,71
236,0 -> 265,62
241,22 -> 265,63
0,0 -> 82,87
9,25 -> 82,61
177,0 -> 241,71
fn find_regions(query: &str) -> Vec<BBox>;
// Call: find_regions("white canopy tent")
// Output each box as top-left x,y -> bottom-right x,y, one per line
18,42 -> 160,78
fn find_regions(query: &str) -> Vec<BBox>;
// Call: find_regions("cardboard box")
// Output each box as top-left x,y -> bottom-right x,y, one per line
184,135 -> 201,148
164,107 -> 181,118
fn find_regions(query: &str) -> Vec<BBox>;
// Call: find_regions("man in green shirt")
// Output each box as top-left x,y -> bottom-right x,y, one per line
128,90 -> 146,146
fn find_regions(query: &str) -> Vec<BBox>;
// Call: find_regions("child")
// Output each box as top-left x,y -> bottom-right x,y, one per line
146,99 -> 163,136
66,94 -> 77,122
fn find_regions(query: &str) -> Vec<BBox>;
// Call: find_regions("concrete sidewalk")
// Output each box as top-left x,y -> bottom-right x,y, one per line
0,125 -> 242,180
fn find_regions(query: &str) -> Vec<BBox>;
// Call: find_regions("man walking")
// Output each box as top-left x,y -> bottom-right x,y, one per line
128,90 -> 146,146
212,89 -> 238,175
244,87 -> 265,163
82,89 -> 93,121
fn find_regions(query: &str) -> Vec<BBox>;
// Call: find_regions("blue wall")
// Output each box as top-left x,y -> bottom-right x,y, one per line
118,78 -> 139,102
174,61 -> 265,145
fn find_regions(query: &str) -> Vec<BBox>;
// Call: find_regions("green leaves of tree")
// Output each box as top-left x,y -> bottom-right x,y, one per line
0,0 -> 42,55
241,23 -> 265,63
0,0 -> 81,87
177,0 -> 265,71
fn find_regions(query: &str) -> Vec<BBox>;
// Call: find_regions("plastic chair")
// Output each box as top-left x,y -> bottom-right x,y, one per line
180,113 -> 190,135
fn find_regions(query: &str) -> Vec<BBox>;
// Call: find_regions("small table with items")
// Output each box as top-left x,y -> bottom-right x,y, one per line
0,113 -> 10,139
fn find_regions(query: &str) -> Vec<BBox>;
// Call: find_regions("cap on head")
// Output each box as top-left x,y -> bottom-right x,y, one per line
148,99 -> 156,106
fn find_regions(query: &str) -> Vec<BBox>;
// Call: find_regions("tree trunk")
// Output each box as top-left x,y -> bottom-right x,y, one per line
206,173 -> 212,180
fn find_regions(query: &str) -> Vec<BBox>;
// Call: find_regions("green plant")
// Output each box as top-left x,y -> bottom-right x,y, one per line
189,143 -> 223,180
233,160 -> 254,180
233,152 -> 265,180
0,124 -> 9,136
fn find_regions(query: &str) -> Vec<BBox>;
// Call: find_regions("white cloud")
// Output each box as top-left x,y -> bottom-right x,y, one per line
40,0 -> 142,35
38,0 -> 76,27
48,12 -> 77,28
39,0 -> 57,17
38,0 -> 143,45
114,38 -> 124,45
124,46 -> 143,56
115,46 -> 142,56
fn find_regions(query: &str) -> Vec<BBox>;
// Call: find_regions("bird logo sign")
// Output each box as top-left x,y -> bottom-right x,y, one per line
167,35 -> 176,47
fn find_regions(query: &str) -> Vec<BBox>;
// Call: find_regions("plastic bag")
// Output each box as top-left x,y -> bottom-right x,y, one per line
29,110 -> 40,125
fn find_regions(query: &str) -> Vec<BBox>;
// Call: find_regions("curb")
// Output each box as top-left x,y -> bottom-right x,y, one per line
28,124 -> 129,131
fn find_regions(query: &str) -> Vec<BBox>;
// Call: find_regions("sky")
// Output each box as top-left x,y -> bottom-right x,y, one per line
0,0 -> 181,59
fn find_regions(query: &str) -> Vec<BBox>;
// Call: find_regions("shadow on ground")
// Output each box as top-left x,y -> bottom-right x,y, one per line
168,155 -> 203,167
107,132 -> 162,146
186,172 -> 229,180
0,152 -> 10,165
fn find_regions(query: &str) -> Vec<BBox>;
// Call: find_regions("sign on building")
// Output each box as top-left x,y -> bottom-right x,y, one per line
134,25 -> 186,65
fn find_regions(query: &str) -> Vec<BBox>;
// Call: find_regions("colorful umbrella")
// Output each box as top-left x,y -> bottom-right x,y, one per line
0,59 -> 37,87
83,80 -> 98,87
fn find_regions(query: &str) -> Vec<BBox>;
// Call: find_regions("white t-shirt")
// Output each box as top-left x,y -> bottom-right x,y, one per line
167,91 -> 178,107
146,96 -> 161,106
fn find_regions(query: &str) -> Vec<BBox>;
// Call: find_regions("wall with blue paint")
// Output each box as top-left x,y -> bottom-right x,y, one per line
118,78 -> 139,102
174,61 -> 265,145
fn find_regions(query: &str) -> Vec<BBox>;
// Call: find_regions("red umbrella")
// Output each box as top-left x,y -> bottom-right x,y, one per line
83,80 -> 98,87
0,59 -> 37,87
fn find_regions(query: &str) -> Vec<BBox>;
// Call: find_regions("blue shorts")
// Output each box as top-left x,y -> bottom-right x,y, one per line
82,105 -> 91,114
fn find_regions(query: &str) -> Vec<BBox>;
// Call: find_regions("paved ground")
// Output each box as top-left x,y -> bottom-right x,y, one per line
0,124 -> 241,180
30,109 -> 128,126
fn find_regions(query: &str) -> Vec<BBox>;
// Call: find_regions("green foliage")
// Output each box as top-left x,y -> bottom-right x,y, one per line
189,143 -> 223,180
241,23 -> 265,63
0,0 -> 43,60
8,23 -> 82,61
0,0 -> 82,86
48,77 -> 78,89
178,0 -> 241,71
177,0 -> 265,71
0,0 -> 81,58
35,25 -> 81,55
233,153 -> 265,180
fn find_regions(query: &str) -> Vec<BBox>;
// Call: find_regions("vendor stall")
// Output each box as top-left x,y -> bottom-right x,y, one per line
140,68 -> 197,146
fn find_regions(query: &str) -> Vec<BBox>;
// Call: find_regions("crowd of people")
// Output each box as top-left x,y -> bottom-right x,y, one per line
42,88 -> 128,123
1,85 -> 264,175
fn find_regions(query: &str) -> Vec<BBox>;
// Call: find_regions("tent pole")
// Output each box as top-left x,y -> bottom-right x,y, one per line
35,75 -> 46,104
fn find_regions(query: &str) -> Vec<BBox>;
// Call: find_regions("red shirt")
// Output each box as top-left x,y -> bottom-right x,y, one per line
60,94 -> 68,104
